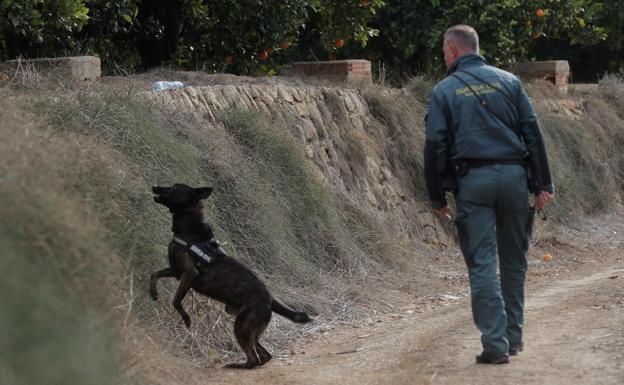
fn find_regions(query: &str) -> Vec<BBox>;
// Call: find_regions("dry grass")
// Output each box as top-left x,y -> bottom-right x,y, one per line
360,83 -> 429,201
528,81 -> 624,218
3,65 -> 624,384
0,93 -> 124,385
598,73 -> 624,99
2,67 -> 386,380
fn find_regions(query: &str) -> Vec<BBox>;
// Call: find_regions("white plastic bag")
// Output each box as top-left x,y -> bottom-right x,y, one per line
151,81 -> 185,91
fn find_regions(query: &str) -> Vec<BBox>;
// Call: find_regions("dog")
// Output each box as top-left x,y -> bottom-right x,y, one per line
149,183 -> 312,369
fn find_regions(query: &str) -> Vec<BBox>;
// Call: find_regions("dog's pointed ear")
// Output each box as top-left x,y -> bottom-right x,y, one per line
194,187 -> 213,200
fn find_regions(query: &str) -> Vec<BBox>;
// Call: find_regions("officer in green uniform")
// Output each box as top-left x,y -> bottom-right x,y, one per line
424,25 -> 554,364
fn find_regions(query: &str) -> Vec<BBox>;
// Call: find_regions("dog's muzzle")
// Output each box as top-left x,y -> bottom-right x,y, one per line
152,186 -> 167,203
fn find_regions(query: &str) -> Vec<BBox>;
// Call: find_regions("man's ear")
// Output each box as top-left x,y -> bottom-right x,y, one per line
194,187 -> 213,200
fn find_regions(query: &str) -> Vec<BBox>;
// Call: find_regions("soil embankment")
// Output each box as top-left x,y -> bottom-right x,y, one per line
1,71 -> 623,384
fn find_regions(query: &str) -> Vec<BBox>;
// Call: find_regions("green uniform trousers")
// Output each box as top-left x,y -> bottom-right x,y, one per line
454,163 -> 532,354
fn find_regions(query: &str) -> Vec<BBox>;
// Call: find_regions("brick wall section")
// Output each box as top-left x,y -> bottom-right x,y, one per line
6,56 -> 101,81
292,60 -> 372,82
512,60 -> 570,93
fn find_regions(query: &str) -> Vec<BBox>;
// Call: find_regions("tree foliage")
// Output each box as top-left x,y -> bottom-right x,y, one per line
0,0 -> 622,79
366,0 -> 610,77
0,0 -> 89,57
0,0 -> 384,73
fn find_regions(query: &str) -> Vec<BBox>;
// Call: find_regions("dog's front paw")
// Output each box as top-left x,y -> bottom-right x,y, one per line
149,288 -> 159,301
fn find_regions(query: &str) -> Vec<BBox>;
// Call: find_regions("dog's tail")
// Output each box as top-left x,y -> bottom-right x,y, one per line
271,299 -> 312,323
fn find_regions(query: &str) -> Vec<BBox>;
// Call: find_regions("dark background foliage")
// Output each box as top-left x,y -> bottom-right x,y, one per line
1,0 -> 622,80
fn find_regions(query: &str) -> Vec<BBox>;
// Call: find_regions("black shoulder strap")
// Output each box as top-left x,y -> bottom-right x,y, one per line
450,70 -> 520,137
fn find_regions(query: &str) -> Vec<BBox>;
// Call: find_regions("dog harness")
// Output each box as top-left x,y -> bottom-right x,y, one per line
172,236 -> 227,265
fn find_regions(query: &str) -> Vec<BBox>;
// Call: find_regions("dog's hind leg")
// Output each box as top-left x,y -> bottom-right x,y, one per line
149,267 -> 177,301
224,306 -> 271,369
251,310 -> 272,366
227,306 -> 272,369
173,271 -> 197,328
225,315 -> 259,369
255,341 -> 272,365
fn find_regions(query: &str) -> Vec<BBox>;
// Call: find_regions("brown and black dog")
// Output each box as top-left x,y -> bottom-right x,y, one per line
149,184 -> 312,369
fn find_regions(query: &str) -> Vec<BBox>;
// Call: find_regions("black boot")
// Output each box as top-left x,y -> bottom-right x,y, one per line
476,351 -> 510,364
509,345 -> 523,356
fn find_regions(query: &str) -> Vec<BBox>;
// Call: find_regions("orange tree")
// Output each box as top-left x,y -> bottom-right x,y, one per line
4,0 -> 622,79
529,0 -> 624,80
92,0 -> 385,73
298,0 -> 385,55
174,0 -> 385,73
1,0 -> 385,73
173,0 -> 310,73
363,0 -> 607,77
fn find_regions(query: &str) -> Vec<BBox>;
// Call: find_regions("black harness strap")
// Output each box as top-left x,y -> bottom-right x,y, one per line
172,236 -> 228,265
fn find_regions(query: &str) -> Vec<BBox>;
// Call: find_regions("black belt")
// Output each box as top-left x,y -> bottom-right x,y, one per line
460,159 -> 525,168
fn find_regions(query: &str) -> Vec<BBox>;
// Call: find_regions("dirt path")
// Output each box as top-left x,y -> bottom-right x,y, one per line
201,264 -> 624,385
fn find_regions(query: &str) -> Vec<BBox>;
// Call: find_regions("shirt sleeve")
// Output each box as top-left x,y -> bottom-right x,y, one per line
424,91 -> 451,208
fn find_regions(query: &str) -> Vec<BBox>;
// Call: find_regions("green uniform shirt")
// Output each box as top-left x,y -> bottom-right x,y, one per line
424,54 -> 554,208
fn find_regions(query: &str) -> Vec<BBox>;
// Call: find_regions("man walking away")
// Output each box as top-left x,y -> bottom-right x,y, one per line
424,24 -> 554,364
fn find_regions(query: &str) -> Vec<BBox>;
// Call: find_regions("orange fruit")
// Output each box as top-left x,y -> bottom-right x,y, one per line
258,50 -> 269,61
358,0 -> 369,8
536,8 -> 545,17
266,47 -> 274,55
225,55 -> 234,65
280,41 -> 290,49
335,38 -> 345,49
532,31 -> 542,39
543,254 -> 553,262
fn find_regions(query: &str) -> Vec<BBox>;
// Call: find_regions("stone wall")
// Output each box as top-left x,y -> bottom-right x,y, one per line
149,84 -> 449,246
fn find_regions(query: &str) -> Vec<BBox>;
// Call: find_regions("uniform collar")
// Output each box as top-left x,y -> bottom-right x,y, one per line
446,54 -> 488,76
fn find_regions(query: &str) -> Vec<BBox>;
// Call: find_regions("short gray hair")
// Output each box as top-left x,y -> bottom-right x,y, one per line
444,25 -> 479,52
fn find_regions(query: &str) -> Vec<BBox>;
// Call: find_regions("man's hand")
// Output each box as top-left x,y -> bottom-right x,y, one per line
535,191 -> 554,210
434,206 -> 454,222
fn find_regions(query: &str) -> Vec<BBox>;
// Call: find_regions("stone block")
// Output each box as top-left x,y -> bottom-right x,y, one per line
291,60 -> 372,83
6,56 -> 101,81
512,60 -> 569,92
